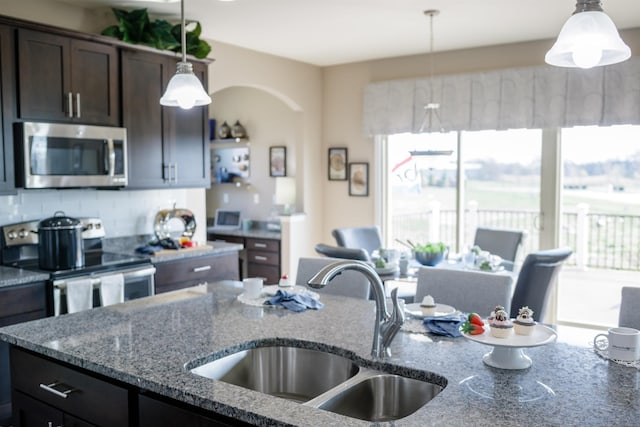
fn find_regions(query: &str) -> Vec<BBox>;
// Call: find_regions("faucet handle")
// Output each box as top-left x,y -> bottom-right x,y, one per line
389,287 -> 406,325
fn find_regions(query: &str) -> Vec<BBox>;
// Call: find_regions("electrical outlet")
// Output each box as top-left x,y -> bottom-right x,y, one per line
223,193 -> 229,204
253,193 -> 260,204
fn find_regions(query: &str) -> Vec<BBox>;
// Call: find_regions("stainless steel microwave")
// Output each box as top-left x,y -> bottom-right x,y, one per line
16,122 -> 128,189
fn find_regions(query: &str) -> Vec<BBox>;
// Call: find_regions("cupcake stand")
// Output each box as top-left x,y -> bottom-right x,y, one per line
463,324 -> 558,369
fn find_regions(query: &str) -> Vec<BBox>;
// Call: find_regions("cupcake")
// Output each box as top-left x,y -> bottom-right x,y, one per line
420,295 -> 437,316
487,305 -> 505,323
489,309 -> 513,338
513,306 -> 537,335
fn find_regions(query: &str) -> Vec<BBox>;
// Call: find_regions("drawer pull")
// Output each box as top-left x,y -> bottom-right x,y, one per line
40,382 -> 75,399
254,255 -> 268,261
253,243 -> 268,248
193,265 -> 212,272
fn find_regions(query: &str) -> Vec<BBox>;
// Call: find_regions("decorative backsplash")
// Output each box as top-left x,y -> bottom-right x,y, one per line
0,188 -> 190,238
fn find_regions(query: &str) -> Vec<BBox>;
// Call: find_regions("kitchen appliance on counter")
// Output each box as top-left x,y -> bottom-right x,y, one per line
0,217 -> 154,316
15,121 -> 128,189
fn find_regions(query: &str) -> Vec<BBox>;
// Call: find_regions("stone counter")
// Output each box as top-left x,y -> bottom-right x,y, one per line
0,266 -> 49,290
0,282 -> 638,426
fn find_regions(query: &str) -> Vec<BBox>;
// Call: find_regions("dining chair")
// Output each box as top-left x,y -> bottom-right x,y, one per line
296,257 -> 371,300
509,247 -> 573,321
473,227 -> 525,265
314,243 -> 371,262
331,226 -> 383,258
415,267 -> 515,315
619,286 -> 640,329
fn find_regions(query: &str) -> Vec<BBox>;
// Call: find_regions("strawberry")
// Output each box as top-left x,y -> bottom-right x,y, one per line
461,321 -> 485,335
468,313 -> 484,327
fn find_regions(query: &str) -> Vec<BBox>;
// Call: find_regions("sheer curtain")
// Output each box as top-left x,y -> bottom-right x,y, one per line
363,56 -> 640,136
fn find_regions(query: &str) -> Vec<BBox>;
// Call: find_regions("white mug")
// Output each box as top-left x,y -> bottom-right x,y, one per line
242,277 -> 264,299
594,327 -> 640,361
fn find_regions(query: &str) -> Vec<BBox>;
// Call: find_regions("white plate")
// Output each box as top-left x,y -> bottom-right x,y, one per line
463,323 -> 557,348
405,303 -> 456,318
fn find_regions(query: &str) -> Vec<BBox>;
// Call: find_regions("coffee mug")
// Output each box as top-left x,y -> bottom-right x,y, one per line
594,327 -> 640,361
242,277 -> 264,299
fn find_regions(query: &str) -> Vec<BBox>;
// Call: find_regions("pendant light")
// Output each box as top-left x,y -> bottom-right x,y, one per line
545,0 -> 630,69
418,10 -> 444,134
160,0 -> 212,109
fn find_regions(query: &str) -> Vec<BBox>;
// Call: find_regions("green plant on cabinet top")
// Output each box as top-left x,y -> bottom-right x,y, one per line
101,8 -> 211,59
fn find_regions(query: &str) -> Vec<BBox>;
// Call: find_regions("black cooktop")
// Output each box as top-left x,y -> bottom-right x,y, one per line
10,250 -> 151,279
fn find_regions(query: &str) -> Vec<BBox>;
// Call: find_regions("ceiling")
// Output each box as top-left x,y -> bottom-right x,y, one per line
59,0 -> 640,66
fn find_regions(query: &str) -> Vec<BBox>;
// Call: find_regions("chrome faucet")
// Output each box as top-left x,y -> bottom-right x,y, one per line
307,260 -> 405,359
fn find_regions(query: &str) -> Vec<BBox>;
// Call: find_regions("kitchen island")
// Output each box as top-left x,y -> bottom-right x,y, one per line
0,281 -> 638,426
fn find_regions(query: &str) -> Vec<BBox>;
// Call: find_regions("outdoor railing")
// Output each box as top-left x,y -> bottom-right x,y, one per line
391,204 -> 640,271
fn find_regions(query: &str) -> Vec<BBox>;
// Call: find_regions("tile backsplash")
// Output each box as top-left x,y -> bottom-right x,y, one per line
0,188 -> 191,237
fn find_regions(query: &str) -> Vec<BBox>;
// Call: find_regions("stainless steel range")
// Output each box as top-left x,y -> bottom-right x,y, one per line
0,218 -> 155,316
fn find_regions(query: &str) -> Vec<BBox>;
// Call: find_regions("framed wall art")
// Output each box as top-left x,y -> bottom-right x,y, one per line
348,162 -> 369,197
328,147 -> 348,180
269,146 -> 287,177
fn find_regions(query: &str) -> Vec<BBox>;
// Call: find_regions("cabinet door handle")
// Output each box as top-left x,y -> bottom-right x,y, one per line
39,382 -> 75,399
67,92 -> 73,118
253,243 -> 267,248
173,162 -> 178,184
193,265 -> 211,272
254,255 -> 268,261
75,93 -> 81,118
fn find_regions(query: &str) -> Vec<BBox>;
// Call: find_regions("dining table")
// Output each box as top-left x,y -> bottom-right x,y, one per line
381,256 -> 516,304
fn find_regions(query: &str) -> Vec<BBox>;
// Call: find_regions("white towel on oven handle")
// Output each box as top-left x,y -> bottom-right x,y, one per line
99,273 -> 124,307
65,278 -> 94,314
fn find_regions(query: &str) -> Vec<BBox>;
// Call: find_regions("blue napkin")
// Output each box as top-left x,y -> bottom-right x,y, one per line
135,244 -> 164,255
265,290 -> 324,312
423,314 -> 466,337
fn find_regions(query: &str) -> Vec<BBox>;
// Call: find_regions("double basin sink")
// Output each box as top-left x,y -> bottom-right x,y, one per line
187,342 -> 446,422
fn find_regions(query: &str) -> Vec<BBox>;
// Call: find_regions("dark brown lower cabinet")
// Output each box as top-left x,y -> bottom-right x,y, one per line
154,251 -> 240,294
139,394 -> 249,427
12,391 -> 95,427
10,347 -> 129,426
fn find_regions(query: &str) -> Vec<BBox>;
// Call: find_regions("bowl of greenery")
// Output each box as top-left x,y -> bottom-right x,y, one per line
413,242 -> 448,266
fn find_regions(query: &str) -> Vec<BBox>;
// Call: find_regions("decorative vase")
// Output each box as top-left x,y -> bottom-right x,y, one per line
231,120 -> 246,138
217,121 -> 231,139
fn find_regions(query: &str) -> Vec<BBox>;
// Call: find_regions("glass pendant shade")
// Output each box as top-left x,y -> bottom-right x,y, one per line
160,62 -> 211,109
545,11 -> 631,69
159,0 -> 211,109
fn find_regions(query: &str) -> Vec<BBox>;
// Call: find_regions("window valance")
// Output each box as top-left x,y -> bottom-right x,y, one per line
362,56 -> 640,136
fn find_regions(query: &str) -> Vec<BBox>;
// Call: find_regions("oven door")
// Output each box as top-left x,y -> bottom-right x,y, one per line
51,265 -> 155,316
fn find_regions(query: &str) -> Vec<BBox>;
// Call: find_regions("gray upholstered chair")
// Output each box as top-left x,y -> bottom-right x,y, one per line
332,226 -> 383,258
415,267 -> 515,315
473,227 -> 525,265
296,257 -> 371,300
314,243 -> 371,262
509,247 -> 573,321
619,286 -> 640,329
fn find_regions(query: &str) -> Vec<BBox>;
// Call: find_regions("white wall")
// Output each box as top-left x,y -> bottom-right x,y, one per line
207,86 -> 301,220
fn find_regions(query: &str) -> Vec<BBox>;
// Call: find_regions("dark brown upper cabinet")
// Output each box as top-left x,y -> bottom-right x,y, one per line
122,48 -> 210,189
0,24 -> 15,194
17,28 -> 119,126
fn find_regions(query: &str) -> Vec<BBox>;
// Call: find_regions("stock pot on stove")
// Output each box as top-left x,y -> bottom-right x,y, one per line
37,211 -> 84,270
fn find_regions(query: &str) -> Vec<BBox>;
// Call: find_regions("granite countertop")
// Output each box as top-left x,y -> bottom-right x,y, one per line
1,282 -> 638,426
0,266 -> 49,290
207,226 -> 281,240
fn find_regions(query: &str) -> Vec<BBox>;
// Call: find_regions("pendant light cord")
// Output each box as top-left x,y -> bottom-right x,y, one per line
181,0 -> 187,63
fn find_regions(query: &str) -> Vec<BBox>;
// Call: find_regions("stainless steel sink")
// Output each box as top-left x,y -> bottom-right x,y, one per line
312,371 -> 443,422
189,346 -> 360,402
188,344 -> 445,421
